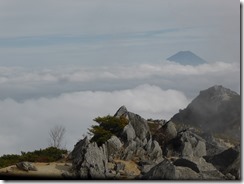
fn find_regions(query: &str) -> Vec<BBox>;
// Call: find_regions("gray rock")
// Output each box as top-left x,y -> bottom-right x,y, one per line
204,146 -> 240,179
154,121 -> 177,147
124,150 -> 134,161
181,142 -> 193,157
187,157 -> 225,179
70,136 -> 90,170
16,162 -> 37,172
127,112 -> 151,144
115,162 -> 125,172
122,123 -> 136,142
201,133 -> 228,156
141,159 -> 175,179
135,147 -> 146,159
106,135 -> 123,158
141,159 -> 200,180
83,142 -> 108,178
114,105 -> 128,118
70,137 -> 108,179
140,164 -> 155,174
142,157 -> 226,180
175,166 -> 200,179
194,140 -> 206,157
115,106 -> 152,159
149,140 -> 163,163
164,130 -> 207,158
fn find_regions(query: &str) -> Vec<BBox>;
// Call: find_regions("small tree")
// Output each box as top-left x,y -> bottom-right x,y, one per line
49,125 -> 66,149
88,115 -> 128,146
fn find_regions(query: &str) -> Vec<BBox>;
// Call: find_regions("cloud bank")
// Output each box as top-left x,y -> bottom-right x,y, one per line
0,61 -> 239,101
0,84 -> 189,156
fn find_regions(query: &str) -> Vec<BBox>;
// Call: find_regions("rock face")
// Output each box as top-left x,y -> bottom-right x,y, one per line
116,106 -> 151,145
171,85 -> 241,141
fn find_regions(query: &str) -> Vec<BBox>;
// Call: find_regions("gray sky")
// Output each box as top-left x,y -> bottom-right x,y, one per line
0,0 -> 240,156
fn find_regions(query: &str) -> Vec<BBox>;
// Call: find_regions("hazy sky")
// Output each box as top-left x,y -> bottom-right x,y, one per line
0,0 -> 240,156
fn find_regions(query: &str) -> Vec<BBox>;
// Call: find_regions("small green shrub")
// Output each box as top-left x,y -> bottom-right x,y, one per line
89,115 -> 128,146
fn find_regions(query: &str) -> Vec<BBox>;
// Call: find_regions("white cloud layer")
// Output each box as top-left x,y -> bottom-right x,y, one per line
0,84 -> 189,156
0,61 -> 239,102
0,61 -> 238,84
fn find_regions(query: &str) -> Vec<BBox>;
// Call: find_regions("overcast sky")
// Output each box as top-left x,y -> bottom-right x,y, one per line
0,0 -> 240,156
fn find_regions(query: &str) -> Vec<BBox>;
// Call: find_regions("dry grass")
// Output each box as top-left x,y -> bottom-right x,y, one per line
114,159 -> 141,176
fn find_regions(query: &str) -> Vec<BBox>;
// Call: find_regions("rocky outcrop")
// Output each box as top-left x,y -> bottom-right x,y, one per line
116,106 -> 151,145
164,130 -> 206,158
69,104 -> 240,180
115,106 -> 163,163
70,137 -> 108,179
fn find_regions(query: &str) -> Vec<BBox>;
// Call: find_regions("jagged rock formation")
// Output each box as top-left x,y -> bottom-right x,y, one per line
70,137 -> 108,179
69,99 -> 240,180
171,85 -> 241,141
69,106 -> 163,179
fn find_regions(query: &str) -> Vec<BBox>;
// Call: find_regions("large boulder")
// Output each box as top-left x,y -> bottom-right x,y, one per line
186,157 -> 226,180
200,133 -> 229,156
141,159 -> 199,180
106,135 -> 123,159
122,123 -> 136,142
142,157 -> 225,180
204,146 -> 240,179
153,121 -> 177,147
70,137 -> 108,179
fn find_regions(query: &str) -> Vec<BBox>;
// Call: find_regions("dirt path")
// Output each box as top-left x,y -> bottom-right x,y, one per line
0,162 -> 72,179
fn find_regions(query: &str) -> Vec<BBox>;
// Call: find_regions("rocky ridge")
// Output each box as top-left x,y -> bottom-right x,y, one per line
67,104 -> 240,180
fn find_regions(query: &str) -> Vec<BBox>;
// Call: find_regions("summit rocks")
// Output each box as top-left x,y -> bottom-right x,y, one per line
69,84 -> 240,180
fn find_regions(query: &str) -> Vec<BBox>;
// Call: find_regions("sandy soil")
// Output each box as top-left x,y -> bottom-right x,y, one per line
0,162 -> 72,179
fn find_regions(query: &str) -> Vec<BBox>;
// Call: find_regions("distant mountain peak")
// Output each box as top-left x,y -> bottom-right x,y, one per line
167,51 -> 207,66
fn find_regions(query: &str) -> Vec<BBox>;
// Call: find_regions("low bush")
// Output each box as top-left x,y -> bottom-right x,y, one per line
0,147 -> 67,168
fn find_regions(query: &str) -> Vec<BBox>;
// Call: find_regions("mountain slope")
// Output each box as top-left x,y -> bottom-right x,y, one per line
171,85 -> 241,141
167,51 -> 207,65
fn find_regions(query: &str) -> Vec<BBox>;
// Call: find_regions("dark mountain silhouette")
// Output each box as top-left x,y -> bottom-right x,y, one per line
167,51 -> 207,65
171,85 -> 241,141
